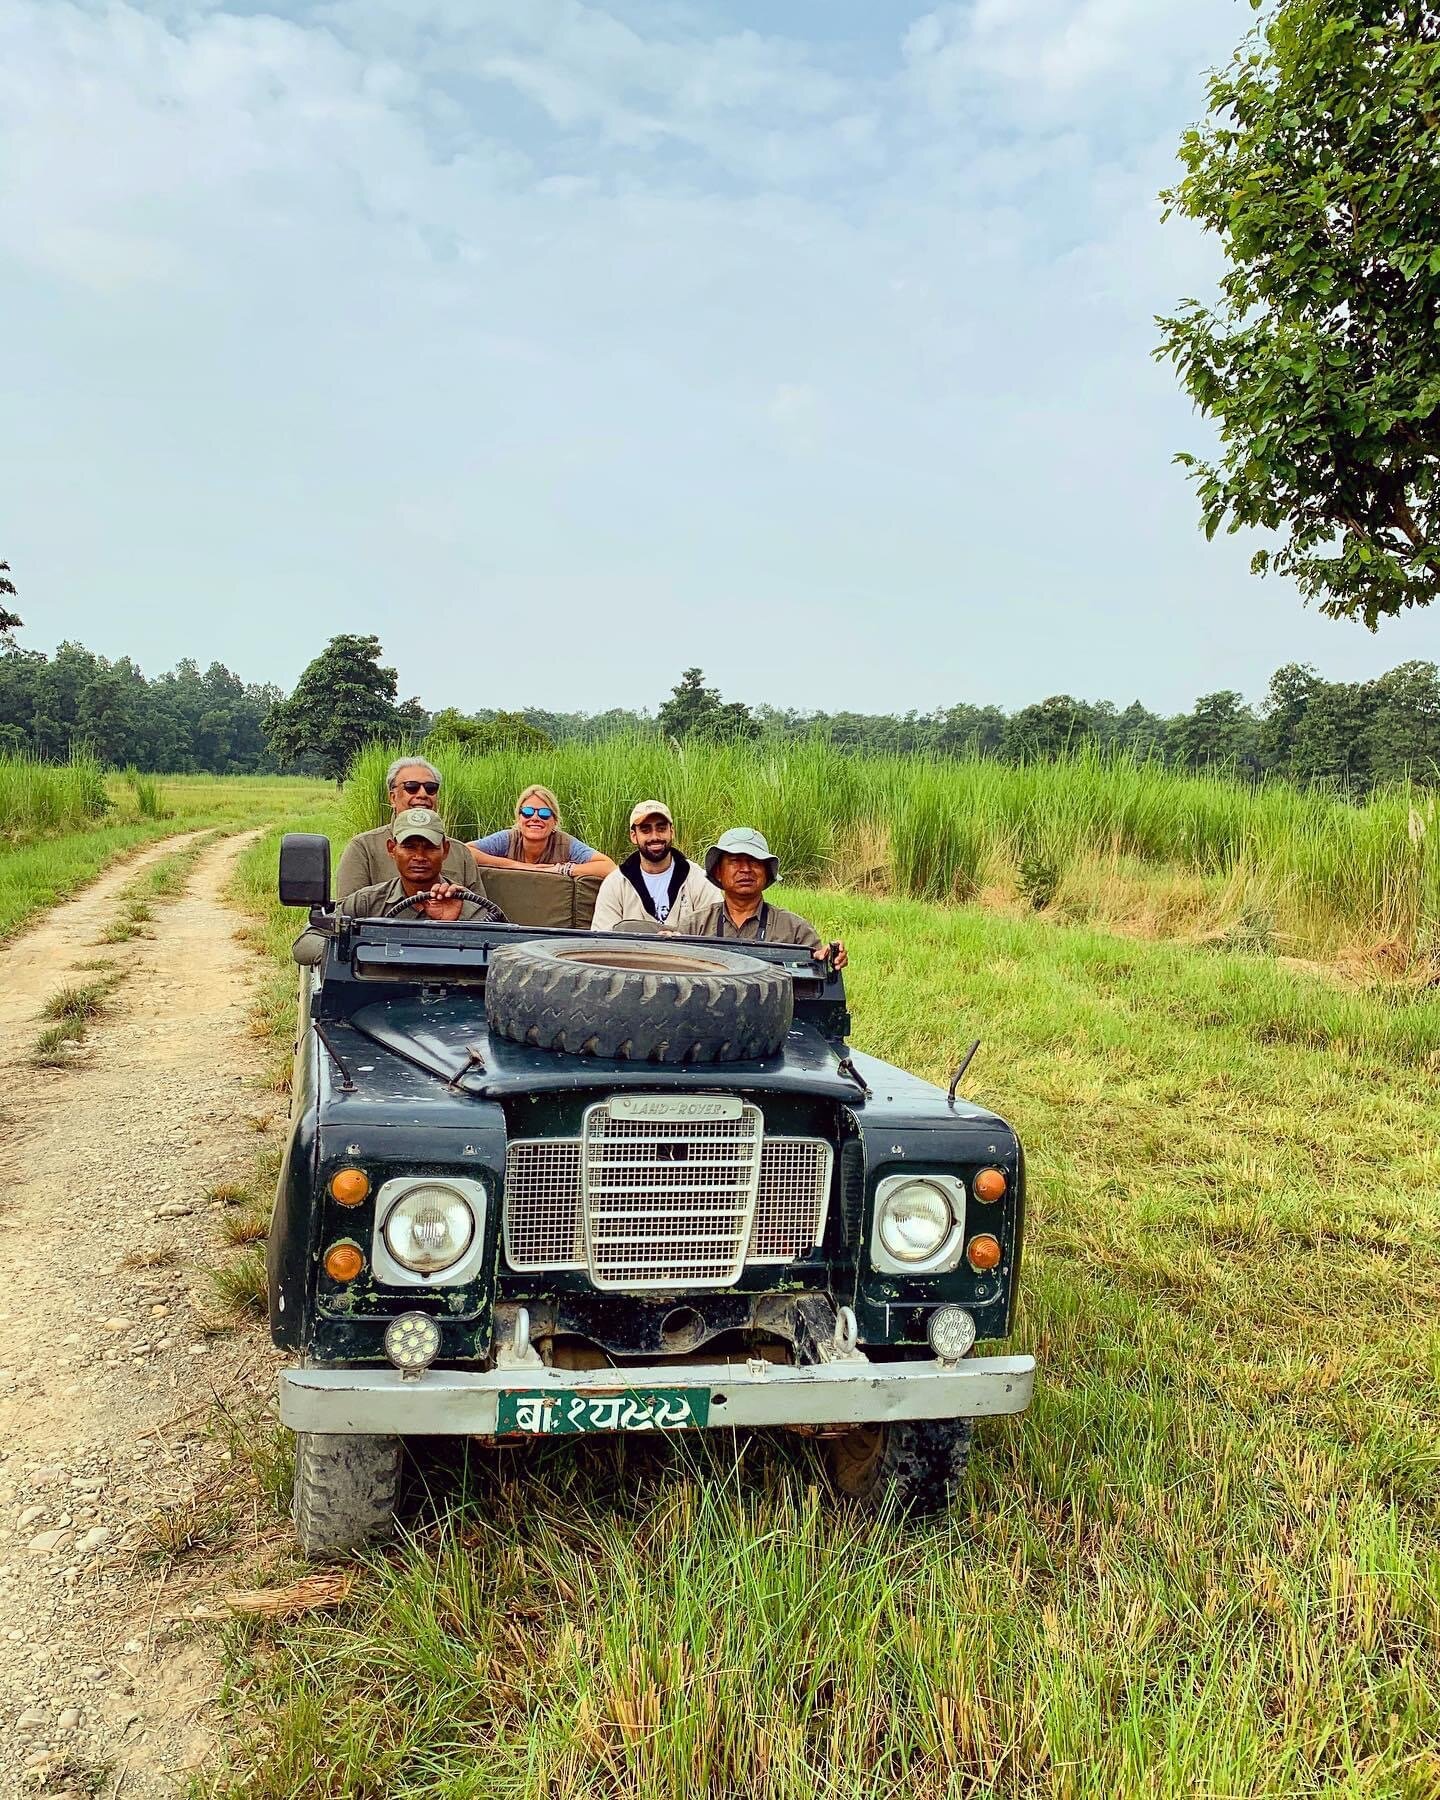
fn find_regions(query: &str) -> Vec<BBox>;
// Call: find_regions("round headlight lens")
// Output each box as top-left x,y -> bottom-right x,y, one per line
382,1184 -> 475,1273
878,1180 -> 955,1263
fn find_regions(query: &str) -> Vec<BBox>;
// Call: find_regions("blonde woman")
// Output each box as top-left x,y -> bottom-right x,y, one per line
468,784 -> 617,880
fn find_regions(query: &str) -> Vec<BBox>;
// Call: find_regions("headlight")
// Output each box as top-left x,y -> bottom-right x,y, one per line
878,1180 -> 955,1262
382,1183 -> 476,1273
870,1175 -> 966,1274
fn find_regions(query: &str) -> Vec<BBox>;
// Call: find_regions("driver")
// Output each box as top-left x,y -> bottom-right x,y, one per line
293,809 -> 497,965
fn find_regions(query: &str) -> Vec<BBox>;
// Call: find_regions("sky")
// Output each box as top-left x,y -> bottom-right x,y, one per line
3,0 -> 1438,718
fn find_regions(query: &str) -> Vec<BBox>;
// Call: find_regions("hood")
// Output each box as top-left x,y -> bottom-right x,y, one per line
344,993 -> 861,1103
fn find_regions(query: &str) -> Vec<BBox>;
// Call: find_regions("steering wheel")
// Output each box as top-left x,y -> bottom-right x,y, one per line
382,886 -> 509,924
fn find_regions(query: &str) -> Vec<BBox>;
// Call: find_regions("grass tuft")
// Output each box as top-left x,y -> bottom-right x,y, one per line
119,1243 -> 181,1270
208,1248 -> 268,1317
135,1477 -> 236,1564
32,1023 -> 86,1067
31,972 -> 123,1064
208,1182 -> 255,1206
39,978 -> 117,1024
221,1207 -> 269,1248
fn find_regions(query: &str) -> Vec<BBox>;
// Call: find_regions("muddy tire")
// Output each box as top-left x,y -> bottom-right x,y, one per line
292,1431 -> 401,1559
823,1418 -> 973,1514
485,936 -> 792,1063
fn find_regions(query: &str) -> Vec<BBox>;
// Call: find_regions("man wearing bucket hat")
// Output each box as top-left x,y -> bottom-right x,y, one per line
692,827 -> 848,968
590,800 -> 721,936
293,808 -> 500,964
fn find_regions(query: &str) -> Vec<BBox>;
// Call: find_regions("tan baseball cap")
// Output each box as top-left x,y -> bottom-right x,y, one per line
389,806 -> 447,846
629,800 -> 673,827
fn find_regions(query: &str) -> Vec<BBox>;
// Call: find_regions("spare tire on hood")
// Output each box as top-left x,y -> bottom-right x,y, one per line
485,937 -> 792,1064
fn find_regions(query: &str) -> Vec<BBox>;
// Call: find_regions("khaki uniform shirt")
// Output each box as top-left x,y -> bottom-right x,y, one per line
691,898 -> 821,950
292,877 -> 490,966
335,825 -> 476,900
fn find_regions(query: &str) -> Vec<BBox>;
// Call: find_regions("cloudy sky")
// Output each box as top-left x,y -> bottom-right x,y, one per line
3,0 -> 1437,716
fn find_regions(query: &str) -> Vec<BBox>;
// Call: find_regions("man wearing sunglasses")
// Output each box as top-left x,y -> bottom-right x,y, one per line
335,758 -> 477,900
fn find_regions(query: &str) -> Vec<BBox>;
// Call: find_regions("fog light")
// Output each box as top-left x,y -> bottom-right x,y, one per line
928,1306 -> 977,1361
329,1168 -> 370,1206
973,1167 -> 1006,1203
966,1233 -> 1002,1272
385,1311 -> 441,1377
323,1241 -> 364,1282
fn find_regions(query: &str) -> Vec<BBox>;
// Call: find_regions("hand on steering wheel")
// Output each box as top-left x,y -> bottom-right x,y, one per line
381,886 -> 509,923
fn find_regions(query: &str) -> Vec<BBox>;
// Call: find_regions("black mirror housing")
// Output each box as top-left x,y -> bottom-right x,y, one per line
279,833 -> 332,908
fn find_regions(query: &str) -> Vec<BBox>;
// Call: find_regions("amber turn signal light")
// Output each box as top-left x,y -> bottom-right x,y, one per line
323,1241 -> 365,1282
972,1167 -> 1007,1203
965,1233 -> 1002,1272
329,1168 -> 370,1207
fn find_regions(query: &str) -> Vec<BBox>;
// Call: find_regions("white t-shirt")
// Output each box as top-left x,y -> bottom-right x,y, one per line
641,866 -> 673,920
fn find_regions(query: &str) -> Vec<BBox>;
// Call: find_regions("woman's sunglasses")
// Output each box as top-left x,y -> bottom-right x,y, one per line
398,780 -> 439,796
519,805 -> 555,820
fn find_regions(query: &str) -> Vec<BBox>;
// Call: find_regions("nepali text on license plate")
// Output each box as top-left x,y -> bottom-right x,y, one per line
496,1386 -> 709,1436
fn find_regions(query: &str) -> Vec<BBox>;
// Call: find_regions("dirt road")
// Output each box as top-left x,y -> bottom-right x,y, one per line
0,832 -> 280,1797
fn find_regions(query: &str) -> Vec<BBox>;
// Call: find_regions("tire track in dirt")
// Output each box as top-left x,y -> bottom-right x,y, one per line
0,830 -> 282,1797
0,832 -> 213,1039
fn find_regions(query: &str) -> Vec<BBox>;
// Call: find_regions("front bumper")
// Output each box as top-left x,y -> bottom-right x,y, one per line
280,1352 -> 1036,1435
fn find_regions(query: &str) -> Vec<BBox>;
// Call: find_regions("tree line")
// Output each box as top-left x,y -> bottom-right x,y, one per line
638,664 -> 1440,794
0,642 -> 286,773
4,631 -> 1438,795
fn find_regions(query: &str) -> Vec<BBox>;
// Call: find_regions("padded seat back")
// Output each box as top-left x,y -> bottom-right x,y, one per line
481,867 -> 599,930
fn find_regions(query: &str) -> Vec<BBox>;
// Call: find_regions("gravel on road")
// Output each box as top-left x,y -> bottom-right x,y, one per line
0,831 -> 282,1798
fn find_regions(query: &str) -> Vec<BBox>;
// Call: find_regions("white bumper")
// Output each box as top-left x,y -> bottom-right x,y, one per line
280,1352 -> 1036,1435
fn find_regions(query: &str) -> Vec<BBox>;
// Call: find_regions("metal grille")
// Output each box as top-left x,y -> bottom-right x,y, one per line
749,1138 -> 833,1262
503,1140 -> 585,1270
582,1102 -> 764,1289
503,1119 -> 833,1283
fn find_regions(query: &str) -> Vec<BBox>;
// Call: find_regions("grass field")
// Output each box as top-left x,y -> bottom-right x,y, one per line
0,773 -> 332,942
204,804 -> 1440,1800
344,740 -> 1440,967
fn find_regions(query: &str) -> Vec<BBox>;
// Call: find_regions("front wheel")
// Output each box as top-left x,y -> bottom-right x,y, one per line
292,1431 -> 401,1559
823,1418 -> 973,1513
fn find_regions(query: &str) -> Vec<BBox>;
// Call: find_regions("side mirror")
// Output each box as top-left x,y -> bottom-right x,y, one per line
279,833 -> 331,908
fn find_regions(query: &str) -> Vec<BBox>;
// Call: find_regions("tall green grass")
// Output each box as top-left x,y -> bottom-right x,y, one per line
123,764 -> 167,818
344,739 -> 1440,958
0,752 -> 109,836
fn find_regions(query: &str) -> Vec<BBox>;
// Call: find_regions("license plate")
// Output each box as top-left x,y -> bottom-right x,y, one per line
496,1386 -> 710,1436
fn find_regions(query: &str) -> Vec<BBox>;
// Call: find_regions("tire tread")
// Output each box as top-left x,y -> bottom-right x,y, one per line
293,1431 -> 401,1560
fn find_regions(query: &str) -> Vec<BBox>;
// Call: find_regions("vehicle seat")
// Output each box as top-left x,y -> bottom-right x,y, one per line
480,867 -> 598,930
